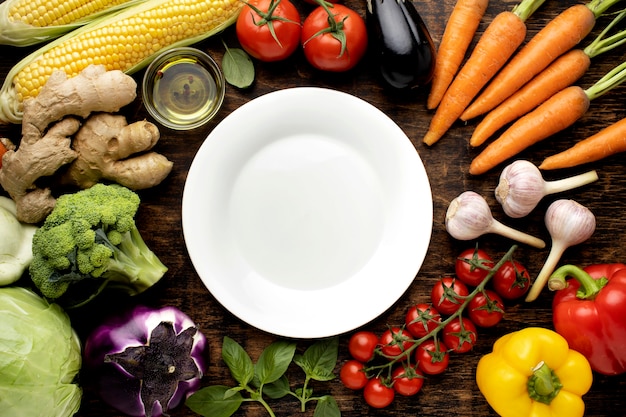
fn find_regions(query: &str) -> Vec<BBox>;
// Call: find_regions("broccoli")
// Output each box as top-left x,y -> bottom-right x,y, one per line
29,183 -> 167,306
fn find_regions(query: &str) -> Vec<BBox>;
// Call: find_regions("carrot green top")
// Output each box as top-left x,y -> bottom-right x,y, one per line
512,0 -> 547,21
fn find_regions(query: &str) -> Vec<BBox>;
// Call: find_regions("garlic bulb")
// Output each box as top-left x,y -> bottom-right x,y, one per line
525,199 -> 596,302
445,191 -> 545,248
495,160 -> 598,218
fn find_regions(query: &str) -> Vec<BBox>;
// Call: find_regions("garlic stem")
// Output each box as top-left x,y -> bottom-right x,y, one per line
543,170 -> 599,195
525,241 -> 567,302
488,220 -> 546,249
525,199 -> 596,302
446,191 -> 546,248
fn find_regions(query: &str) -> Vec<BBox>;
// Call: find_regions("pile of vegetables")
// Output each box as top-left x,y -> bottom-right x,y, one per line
2,0 -> 626,416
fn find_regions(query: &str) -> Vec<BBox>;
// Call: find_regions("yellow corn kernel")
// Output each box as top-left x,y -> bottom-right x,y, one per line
0,0 -> 242,123
8,0 -> 132,27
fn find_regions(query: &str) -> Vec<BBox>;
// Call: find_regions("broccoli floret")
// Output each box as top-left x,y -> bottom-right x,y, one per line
29,184 -> 167,307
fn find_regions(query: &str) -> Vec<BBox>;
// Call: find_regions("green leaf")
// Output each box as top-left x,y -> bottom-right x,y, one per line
313,395 -> 341,417
185,385 -> 244,417
222,336 -> 254,386
263,375 -> 291,399
254,340 -> 297,385
294,337 -> 338,382
222,46 -> 255,89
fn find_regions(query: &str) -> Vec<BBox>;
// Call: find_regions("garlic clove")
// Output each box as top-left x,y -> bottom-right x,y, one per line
525,199 -> 596,302
446,191 -> 545,248
495,160 -> 546,218
495,160 -> 598,219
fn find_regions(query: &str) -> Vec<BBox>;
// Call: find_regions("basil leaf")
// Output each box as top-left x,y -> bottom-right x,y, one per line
222,336 -> 254,386
294,337 -> 338,382
313,395 -> 341,417
186,385 -> 243,417
263,375 -> 291,399
254,340 -> 297,385
222,46 -> 255,89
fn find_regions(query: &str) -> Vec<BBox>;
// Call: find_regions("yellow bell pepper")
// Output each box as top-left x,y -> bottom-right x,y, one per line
476,327 -> 592,417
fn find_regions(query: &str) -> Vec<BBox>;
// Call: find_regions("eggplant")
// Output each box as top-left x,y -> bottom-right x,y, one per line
366,0 -> 436,92
83,305 -> 208,417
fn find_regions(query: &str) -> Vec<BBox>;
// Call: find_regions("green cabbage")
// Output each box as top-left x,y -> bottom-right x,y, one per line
0,287 -> 82,416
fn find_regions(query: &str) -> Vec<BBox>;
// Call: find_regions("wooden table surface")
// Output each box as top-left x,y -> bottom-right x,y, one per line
2,0 -> 626,416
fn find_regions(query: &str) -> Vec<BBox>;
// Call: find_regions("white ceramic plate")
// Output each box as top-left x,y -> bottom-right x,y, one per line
182,87 -> 432,338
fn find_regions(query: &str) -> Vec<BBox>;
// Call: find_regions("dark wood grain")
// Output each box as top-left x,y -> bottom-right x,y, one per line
2,0 -> 626,416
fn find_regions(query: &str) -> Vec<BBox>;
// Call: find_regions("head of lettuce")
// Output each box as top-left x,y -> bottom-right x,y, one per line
0,286 -> 82,416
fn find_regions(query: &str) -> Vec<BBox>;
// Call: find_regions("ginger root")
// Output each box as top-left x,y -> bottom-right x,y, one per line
61,113 -> 173,190
0,65 -> 139,223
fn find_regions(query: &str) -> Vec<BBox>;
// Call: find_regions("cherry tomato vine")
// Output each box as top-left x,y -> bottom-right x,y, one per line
341,245 -> 530,408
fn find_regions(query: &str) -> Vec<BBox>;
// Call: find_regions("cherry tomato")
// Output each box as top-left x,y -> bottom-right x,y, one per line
348,331 -> 379,363
442,317 -> 477,354
468,289 -> 505,328
363,377 -> 395,408
492,260 -> 531,300
379,327 -> 414,357
430,277 -> 469,315
340,359 -> 369,390
391,365 -> 423,396
236,0 -> 302,62
405,303 -> 441,338
301,4 -> 368,72
415,339 -> 449,375
455,247 -> 494,287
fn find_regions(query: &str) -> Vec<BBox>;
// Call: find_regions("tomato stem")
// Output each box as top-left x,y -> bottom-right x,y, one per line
366,245 -> 519,374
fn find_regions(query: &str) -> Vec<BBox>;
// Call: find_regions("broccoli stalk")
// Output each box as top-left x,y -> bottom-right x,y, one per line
29,183 -> 167,307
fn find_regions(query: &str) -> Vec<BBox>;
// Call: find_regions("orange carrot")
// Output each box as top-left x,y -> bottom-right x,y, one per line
426,0 -> 489,110
469,50 -> 590,147
469,86 -> 590,175
461,0 -> 622,121
539,116 -> 626,170
470,58 -> 626,175
469,9 -> 626,147
423,0 -> 546,146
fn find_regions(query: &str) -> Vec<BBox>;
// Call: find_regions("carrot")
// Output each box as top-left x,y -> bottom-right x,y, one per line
469,59 -> 626,175
469,9 -> 626,147
539,117 -> 626,170
423,0 -> 546,146
461,0 -> 623,122
426,0 -> 489,110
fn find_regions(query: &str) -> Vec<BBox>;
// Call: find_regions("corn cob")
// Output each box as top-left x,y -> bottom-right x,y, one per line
0,0 -> 243,124
0,0 -> 147,46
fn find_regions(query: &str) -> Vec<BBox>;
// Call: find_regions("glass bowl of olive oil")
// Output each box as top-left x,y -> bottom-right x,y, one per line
142,47 -> 225,130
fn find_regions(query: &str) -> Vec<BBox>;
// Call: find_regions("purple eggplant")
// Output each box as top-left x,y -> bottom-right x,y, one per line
366,0 -> 436,91
83,305 -> 208,417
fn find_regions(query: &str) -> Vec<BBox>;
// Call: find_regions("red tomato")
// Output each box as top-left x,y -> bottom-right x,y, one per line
236,0 -> 302,62
391,365 -> 423,396
405,303 -> 441,338
340,359 -> 369,390
348,331 -> 379,363
363,377 -> 395,408
492,260 -> 531,300
430,277 -> 469,315
455,247 -> 494,287
301,4 -> 367,72
415,339 -> 449,375
442,317 -> 477,354
379,327 -> 414,357
468,289 -> 505,328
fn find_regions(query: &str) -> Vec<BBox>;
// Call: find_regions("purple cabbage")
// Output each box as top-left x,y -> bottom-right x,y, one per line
83,305 -> 208,417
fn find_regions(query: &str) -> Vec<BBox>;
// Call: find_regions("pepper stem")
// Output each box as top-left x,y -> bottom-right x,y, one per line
547,264 -> 608,299
527,361 -> 562,404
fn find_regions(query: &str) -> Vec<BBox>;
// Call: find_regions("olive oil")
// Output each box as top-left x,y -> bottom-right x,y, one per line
150,56 -> 221,128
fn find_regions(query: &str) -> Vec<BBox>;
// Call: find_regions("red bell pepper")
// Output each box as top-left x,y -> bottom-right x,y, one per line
549,263 -> 626,376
